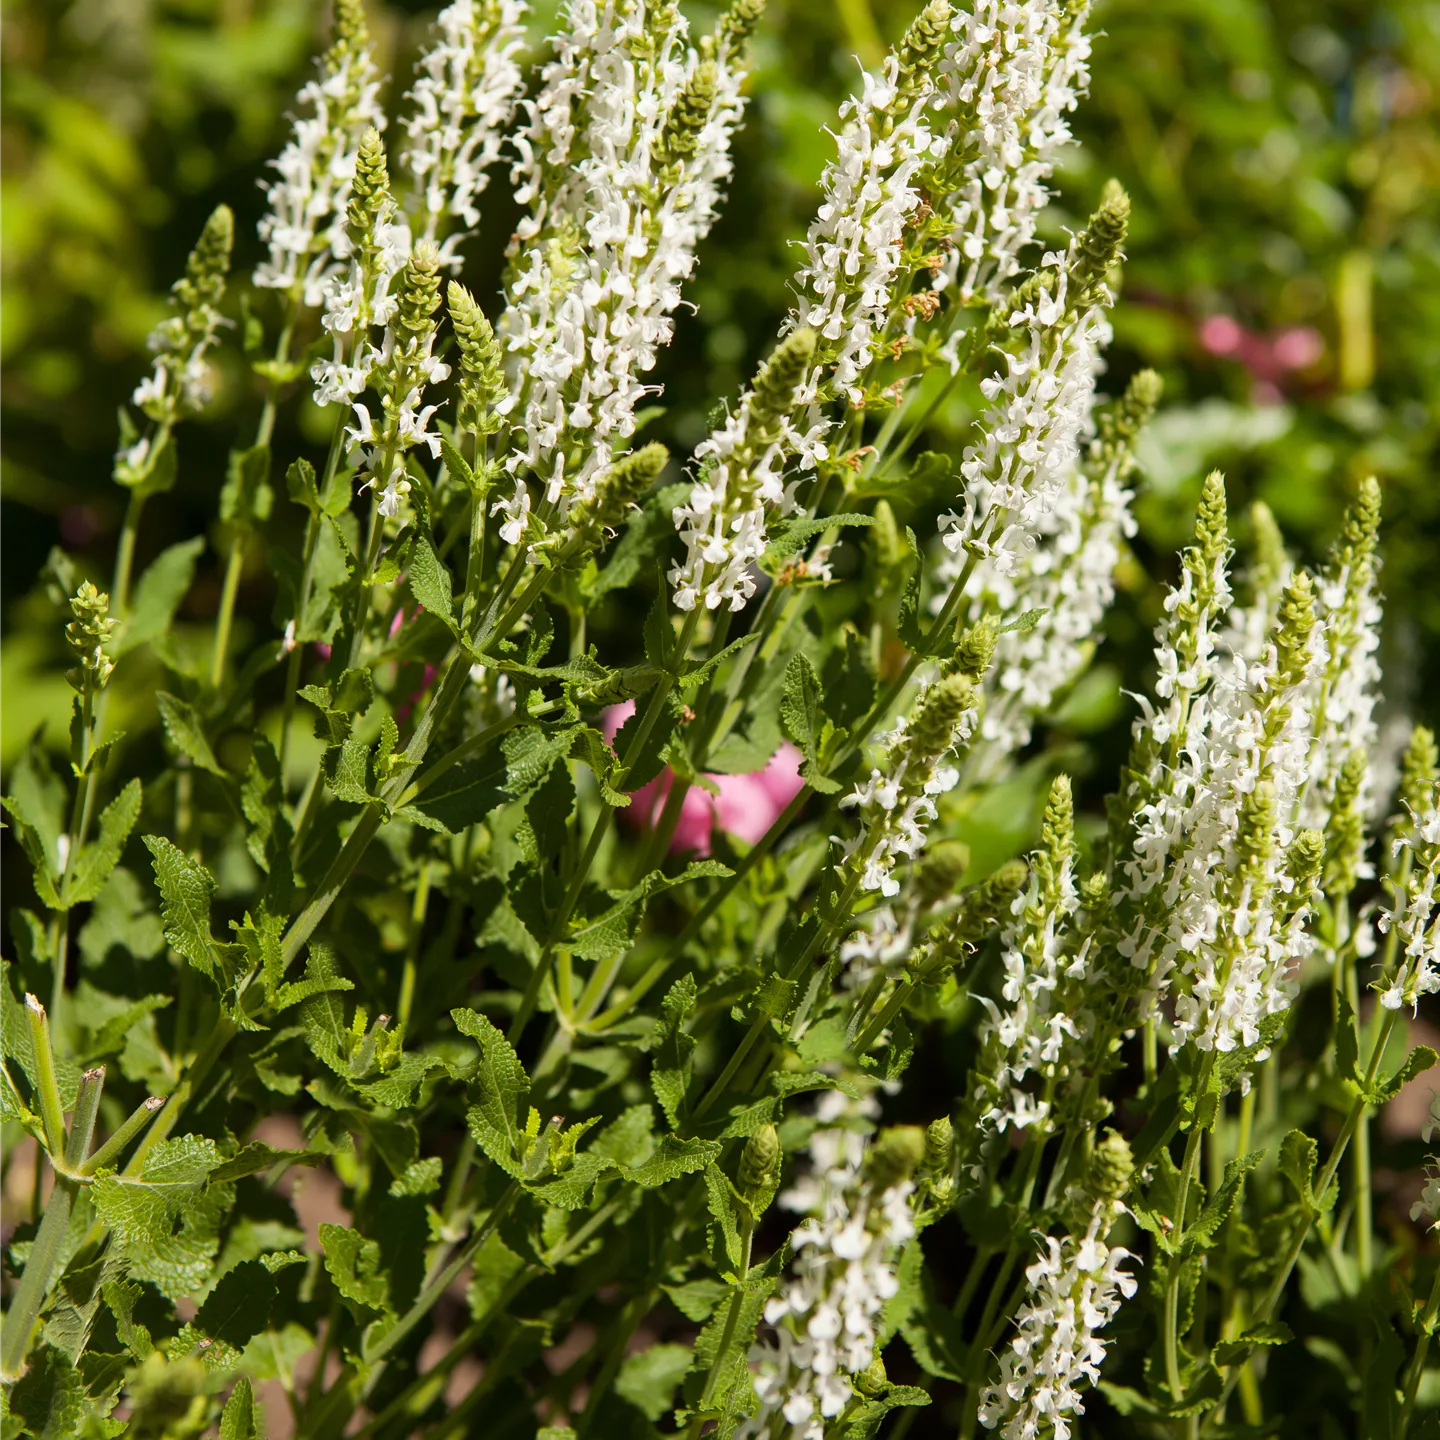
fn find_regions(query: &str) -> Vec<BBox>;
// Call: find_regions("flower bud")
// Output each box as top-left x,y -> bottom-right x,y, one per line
865,1125 -> 926,1195
750,328 -> 816,430
915,839 -> 971,906
1069,181 -> 1129,307
448,281 -> 506,438
952,617 -> 998,682
66,581 -> 117,691
908,672 -> 973,762
1272,570 -> 1316,687
1087,1131 -> 1134,1202
854,1352 -> 888,1397
737,1123 -> 781,1212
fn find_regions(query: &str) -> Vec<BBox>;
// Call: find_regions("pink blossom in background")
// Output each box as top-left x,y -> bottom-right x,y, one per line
1197,313 -> 1325,402
602,701 -> 805,857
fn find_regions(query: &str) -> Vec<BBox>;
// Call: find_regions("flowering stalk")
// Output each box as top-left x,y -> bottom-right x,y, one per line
937,184 -> 1126,581
977,1133 -> 1137,1440
958,367 -> 1160,779
738,1122 -> 924,1439
400,0 -> 529,264
113,205 -> 234,607
253,0 -> 385,308
496,0 -> 758,537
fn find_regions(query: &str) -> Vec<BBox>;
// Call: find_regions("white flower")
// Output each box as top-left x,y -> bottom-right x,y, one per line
500,0 -> 753,519
1377,784 -> 1440,1014
978,1201 -> 1136,1440
739,1101 -> 915,1440
937,248 -> 1112,580
253,5 -> 386,304
936,0 -> 1093,310
400,0 -> 529,261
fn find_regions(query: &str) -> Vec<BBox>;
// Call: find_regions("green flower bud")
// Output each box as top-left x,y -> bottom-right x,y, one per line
1323,749 -> 1367,896
395,241 -> 442,345
737,1122 -> 781,1211
915,839 -> 971,907
1069,181 -> 1129,306
908,672 -> 973,763
1194,470 -> 1229,573
717,0 -> 764,50
1272,570 -> 1316,688
655,59 -> 717,174
1034,775 -> 1074,909
1236,781 -> 1278,873
922,1116 -> 955,1200
854,1352 -> 888,1397
568,444 -> 670,551
952,616 -> 998,682
869,500 -> 906,576
749,328 -> 816,431
448,281 -> 506,438
1088,367 -> 1161,474
896,1 -> 954,104
66,581 -> 117,691
1286,827 -> 1325,902
348,127 -> 391,236
1087,1131 -> 1134,1202
173,205 -> 234,321
865,1125 -> 926,1194
952,858 -> 1028,946
1398,725 -> 1439,819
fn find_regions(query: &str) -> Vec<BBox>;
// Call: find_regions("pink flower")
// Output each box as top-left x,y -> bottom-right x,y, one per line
602,702 -> 805,857
1198,314 -> 1325,401
1198,314 -> 1244,357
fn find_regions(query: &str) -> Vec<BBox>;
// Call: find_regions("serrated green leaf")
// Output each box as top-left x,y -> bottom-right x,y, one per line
651,975 -> 697,1130
209,1142 -> 323,1184
704,1162 -> 746,1268
195,1261 -> 276,1352
156,692 -> 225,775
455,1008 -> 530,1178
1369,1045 -> 1437,1106
320,1222 -> 392,1317
323,735 -> 376,806
779,653 -> 839,794
765,512 -> 875,562
143,836 -> 236,989
65,779 -> 142,906
409,534 -> 459,634
120,538 -> 204,655
623,1135 -> 721,1188
220,1377 -> 263,1440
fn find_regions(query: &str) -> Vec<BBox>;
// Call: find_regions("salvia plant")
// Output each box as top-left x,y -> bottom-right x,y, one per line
2,1 -> 1437,1437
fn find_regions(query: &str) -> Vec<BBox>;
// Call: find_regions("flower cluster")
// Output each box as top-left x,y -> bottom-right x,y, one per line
979,1135 -> 1137,1440
741,1111 -> 922,1439
969,777 -> 1091,1137
496,0 -> 757,530
130,205 -> 234,424
311,130 -> 415,410
400,0 -> 529,261
840,669 -> 978,898
670,329 -> 819,612
345,243 -> 451,519
937,187 -> 1126,580
933,0 -> 1092,310
793,1 -> 953,403
956,368 -> 1158,776
1378,727 -> 1440,1013
253,0 -> 385,305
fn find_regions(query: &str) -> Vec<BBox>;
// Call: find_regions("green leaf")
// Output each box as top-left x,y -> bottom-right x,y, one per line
156,692 -> 225,775
779,653 -> 840,794
468,1231 -> 525,1321
143,836 -> 237,989
65,779 -> 142,906
765,512 -> 874,562
455,1008 -> 530,1178
220,1377 -> 263,1440
271,939 -> 354,1013
320,1222 -> 392,1317
209,1142 -> 323,1184
7,1344 -> 85,1440
662,1278 -> 727,1323
323,735 -> 376,806
998,607 -> 1049,634
408,534 -> 459,635
409,750 -> 507,833
704,1162 -> 746,1268
1211,1320 -> 1293,1368
195,1260 -> 277,1352
895,526 -> 926,653
623,1136 -> 721,1189
617,1343 -> 692,1421
1183,1149 -> 1263,1256
502,724 -> 578,802
651,974 -> 698,1130
438,438 -> 476,492
219,443 -> 273,528
120,538 -> 205,655
678,633 -> 761,696
1278,1129 -> 1322,1211
1368,1045 -> 1437,1106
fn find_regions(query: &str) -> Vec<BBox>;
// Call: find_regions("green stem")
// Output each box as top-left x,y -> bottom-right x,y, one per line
1164,1111 -> 1208,1404
361,1182 -> 521,1367
111,490 -> 148,618
1398,1262 -> 1440,1440
688,1212 -> 755,1436
0,1066 -> 103,1381
24,996 -> 67,1157
82,1094 -> 166,1175
210,529 -> 246,689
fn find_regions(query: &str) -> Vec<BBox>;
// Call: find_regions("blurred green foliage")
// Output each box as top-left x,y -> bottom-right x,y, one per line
4,0 -> 1439,772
